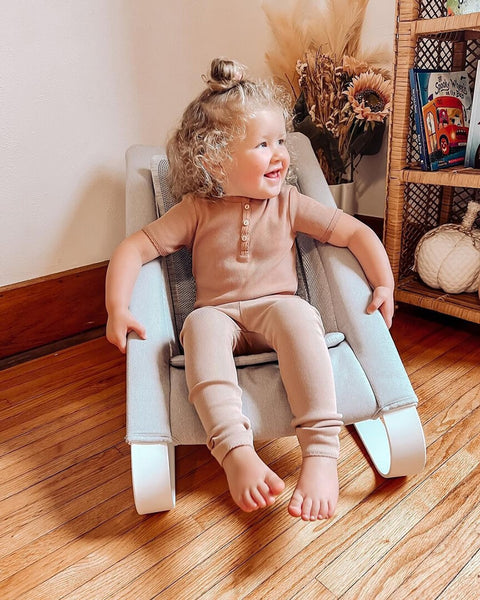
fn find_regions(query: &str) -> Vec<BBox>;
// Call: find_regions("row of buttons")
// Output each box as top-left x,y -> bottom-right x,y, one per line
240,203 -> 251,257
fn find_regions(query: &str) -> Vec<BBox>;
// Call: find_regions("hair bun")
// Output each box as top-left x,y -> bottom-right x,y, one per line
204,58 -> 247,92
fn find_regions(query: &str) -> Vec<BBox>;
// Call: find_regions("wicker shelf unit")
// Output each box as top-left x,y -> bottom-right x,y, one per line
385,0 -> 480,324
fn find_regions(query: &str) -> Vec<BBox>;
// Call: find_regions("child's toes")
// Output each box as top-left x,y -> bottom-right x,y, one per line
249,487 -> 267,509
239,491 -> 259,512
287,491 -> 303,517
309,499 -> 321,521
265,472 -> 285,495
301,497 -> 313,521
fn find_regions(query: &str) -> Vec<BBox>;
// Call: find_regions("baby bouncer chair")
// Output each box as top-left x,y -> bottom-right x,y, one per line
124,132 -> 426,514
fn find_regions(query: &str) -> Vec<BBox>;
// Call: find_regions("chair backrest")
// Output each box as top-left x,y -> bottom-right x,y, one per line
150,156 -> 196,338
148,132 -> 341,346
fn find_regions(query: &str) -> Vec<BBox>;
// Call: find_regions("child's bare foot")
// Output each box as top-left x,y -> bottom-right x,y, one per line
222,445 -> 285,512
288,456 -> 338,521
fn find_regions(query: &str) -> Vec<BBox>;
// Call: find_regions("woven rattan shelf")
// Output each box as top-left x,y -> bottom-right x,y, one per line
413,13 -> 480,35
396,276 -> 480,323
385,0 -> 480,323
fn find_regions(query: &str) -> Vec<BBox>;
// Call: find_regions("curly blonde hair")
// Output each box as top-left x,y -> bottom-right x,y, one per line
166,58 -> 292,200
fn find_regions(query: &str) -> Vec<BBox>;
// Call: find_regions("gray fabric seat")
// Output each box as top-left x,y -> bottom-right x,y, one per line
125,132 -> 426,514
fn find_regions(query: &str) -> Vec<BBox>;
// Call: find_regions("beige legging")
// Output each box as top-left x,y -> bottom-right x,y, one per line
180,294 -> 343,465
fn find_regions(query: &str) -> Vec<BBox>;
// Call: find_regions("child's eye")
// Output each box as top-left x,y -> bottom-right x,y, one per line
278,138 -> 286,145
258,141 -> 268,148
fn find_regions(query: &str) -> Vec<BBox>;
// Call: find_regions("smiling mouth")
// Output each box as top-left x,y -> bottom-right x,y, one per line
264,169 -> 282,179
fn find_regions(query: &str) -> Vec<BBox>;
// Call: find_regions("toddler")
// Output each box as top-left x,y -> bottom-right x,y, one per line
106,58 -> 394,521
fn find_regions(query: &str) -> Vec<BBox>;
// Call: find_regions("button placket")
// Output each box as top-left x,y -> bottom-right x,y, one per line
240,203 -> 251,257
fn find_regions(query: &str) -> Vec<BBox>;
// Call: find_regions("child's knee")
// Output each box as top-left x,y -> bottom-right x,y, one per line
181,306 -> 233,345
270,297 -> 325,341
183,306 -> 216,331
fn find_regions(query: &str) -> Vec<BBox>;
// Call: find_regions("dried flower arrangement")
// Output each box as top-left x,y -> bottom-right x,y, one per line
263,0 -> 393,185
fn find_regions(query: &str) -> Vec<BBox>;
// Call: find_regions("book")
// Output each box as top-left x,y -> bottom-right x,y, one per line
409,69 -> 430,170
447,0 -> 480,15
465,62 -> 480,167
410,69 -> 472,171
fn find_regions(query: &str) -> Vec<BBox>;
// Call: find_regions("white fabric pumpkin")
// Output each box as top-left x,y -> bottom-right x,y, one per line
414,201 -> 480,294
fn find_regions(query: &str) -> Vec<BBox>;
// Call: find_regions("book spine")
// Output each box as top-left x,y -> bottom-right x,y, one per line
464,62 -> 480,168
409,69 -> 430,171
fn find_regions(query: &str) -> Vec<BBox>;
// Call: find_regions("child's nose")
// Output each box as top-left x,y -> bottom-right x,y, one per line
273,146 -> 288,162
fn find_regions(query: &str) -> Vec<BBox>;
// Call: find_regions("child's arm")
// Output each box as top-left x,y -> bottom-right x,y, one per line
105,231 -> 159,353
328,214 -> 395,328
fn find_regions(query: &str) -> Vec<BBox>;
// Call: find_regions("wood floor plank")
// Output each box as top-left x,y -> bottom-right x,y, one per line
408,340 -> 480,404
0,337 -> 113,388
289,579 -> 336,600
399,327 -> 472,375
0,446 -> 127,543
1,412 -> 125,484
0,370 -> 124,446
0,349 -> 123,418
435,549 -> 480,600
389,308 -> 444,354
385,482 -> 480,600
420,384 -> 480,447
316,440 -> 479,595
0,399 -> 125,477
0,308 -> 479,599
0,427 -> 125,501
339,459 -> 480,599
0,477 -> 131,588
17,516 -> 204,600
0,382 -> 125,459
65,459 -> 302,600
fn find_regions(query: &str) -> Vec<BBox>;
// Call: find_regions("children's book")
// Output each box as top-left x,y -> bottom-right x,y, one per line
447,0 -> 480,15
410,69 -> 472,171
410,69 -> 430,170
465,62 -> 480,168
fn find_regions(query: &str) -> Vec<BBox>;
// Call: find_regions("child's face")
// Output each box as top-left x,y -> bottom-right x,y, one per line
222,108 -> 290,199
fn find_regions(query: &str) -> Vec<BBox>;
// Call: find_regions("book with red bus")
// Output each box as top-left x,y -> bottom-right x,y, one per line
410,69 -> 472,171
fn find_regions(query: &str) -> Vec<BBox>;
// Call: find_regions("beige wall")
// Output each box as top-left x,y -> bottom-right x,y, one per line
1,0 -> 394,287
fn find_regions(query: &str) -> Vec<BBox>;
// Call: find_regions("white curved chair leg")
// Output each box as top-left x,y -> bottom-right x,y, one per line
131,442 -> 176,514
353,406 -> 426,478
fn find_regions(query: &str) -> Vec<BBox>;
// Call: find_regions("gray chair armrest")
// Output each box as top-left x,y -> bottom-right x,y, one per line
318,244 -> 417,413
126,258 -> 175,444
287,133 -> 417,412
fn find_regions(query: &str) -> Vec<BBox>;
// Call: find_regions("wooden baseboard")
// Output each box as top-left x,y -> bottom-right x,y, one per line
0,262 -> 108,360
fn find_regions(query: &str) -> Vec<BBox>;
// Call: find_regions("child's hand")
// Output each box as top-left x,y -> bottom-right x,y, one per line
106,309 -> 146,354
366,286 -> 394,329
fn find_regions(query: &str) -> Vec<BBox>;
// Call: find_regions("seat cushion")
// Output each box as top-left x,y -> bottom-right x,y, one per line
169,331 -> 346,368
169,334 -> 376,445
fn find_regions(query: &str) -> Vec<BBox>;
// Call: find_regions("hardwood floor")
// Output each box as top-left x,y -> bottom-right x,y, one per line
0,306 -> 479,599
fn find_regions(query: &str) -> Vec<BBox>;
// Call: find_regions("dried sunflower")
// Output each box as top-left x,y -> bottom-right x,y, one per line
346,71 -> 392,123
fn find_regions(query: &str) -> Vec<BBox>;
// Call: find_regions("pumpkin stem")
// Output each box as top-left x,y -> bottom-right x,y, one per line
461,201 -> 480,232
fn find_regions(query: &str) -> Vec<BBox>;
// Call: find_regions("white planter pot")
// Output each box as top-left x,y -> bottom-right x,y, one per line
329,182 -> 356,215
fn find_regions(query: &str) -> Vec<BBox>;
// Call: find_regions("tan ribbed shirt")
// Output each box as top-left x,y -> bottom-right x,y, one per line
143,185 -> 341,308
